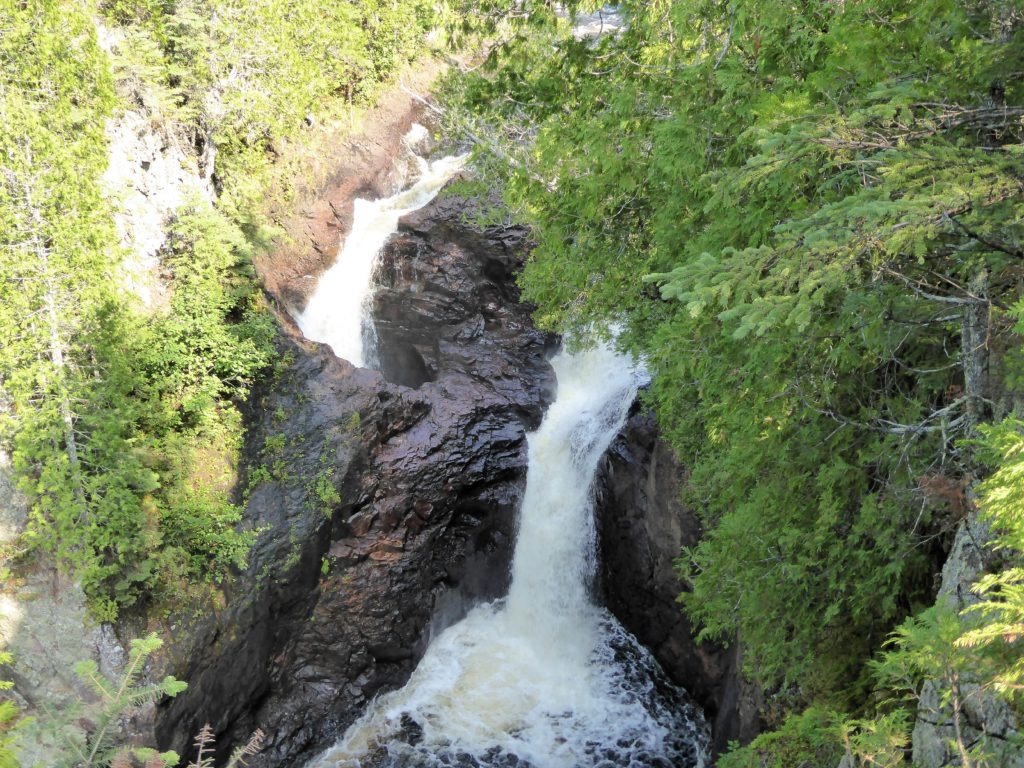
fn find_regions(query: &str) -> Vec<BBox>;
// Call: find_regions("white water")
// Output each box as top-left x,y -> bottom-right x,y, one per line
570,6 -> 624,39
309,343 -> 708,768
295,127 -> 466,367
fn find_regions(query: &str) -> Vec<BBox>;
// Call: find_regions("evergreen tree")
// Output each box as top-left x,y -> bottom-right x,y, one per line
444,0 -> 1024,750
1,0 -> 438,616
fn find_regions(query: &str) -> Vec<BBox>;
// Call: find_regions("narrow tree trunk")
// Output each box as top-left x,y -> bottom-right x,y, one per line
950,672 -> 974,768
44,285 -> 80,476
961,271 -> 990,429
20,159 -> 86,508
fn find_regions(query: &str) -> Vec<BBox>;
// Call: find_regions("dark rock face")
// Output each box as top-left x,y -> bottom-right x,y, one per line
371,190 -> 537,395
157,177 -> 749,767
596,407 -> 763,756
155,190 -> 555,767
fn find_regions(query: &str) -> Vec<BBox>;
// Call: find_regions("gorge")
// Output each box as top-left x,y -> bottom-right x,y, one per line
3,3 -> 1023,767
150,112 -> 728,766
292,128 -> 709,764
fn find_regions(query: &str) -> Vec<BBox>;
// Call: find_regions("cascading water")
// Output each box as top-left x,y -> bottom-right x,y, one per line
308,343 -> 709,768
295,126 -> 465,367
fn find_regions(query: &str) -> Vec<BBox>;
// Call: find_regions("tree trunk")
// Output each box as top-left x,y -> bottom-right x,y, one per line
18,157 -> 86,508
961,270 -> 990,429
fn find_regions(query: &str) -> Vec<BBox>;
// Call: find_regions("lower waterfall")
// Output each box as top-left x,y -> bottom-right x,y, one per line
308,342 -> 709,768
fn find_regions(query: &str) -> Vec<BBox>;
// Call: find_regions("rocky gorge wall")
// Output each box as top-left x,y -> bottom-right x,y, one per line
154,170 -> 556,764
596,408 -> 763,757
0,25 -> 750,762
0,68 -> 757,763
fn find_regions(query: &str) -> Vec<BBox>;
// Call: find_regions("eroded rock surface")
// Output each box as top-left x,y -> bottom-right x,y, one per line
254,69 -> 444,313
155,190 -> 555,767
372,189 -> 538,392
596,408 -> 763,755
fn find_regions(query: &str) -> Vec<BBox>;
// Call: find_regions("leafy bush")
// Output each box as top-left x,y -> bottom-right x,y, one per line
0,652 -> 23,768
445,0 -> 1024,707
717,706 -> 843,768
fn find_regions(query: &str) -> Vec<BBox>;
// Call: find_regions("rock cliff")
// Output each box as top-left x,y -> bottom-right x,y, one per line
596,408 -> 763,756
911,511 -> 1024,768
155,187 -> 555,766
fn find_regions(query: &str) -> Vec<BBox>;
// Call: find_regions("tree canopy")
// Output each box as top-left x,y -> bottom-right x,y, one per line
0,0 -> 436,618
444,0 -> 1024,759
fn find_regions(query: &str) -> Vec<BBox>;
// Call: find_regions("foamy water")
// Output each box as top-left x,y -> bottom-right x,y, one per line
308,343 -> 709,768
295,126 -> 465,366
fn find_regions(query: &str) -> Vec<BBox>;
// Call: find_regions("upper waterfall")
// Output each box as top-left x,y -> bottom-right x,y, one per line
295,126 -> 465,366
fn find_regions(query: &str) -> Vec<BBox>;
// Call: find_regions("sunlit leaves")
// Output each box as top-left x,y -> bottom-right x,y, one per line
450,0 -> 1024,706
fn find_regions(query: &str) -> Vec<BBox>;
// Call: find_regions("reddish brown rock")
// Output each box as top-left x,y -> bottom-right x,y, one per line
254,61 -> 444,312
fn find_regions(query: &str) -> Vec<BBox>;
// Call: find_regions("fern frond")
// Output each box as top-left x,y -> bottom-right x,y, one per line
187,723 -> 216,768
225,728 -> 265,768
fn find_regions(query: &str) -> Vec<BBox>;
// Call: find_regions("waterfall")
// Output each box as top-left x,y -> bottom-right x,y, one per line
295,126 -> 465,367
308,342 -> 709,768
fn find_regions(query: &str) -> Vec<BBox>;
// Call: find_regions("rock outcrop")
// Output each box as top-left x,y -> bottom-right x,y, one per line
596,408 -> 763,756
253,68 -> 444,313
911,511 -> 1024,768
97,24 -> 218,313
155,189 -> 555,767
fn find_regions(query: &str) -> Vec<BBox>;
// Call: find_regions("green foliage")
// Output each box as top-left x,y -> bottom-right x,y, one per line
447,0 -> 1024,707
0,703 -> 19,768
755,415 -> 1024,765
153,204 -> 276,418
2,0 -> 438,616
6,199 -> 272,617
865,603 -> 1004,766
310,470 -> 341,519
39,633 -> 184,768
305,435 -> 342,518
98,0 -> 439,219
837,710 -> 910,768
872,604 -> 968,705
0,652 -> 23,768
959,418 -> 1024,706
717,706 -> 843,768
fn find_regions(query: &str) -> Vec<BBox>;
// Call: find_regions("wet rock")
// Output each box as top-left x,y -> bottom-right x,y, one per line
595,407 -> 762,755
253,65 -> 446,312
372,190 -> 540,398
154,189 -> 555,767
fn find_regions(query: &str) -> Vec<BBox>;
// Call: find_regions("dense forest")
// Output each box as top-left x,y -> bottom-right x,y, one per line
1,0 -> 1024,766
0,0 -> 435,618
444,0 -> 1024,764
